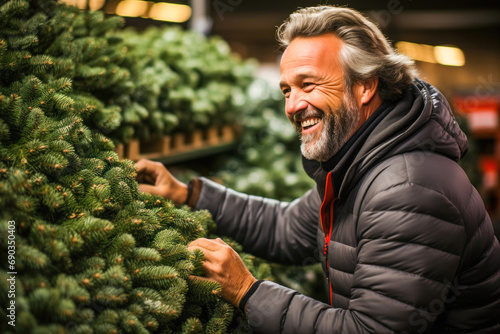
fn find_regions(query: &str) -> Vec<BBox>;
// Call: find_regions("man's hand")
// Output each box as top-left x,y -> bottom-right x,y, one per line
188,238 -> 258,308
135,159 -> 188,205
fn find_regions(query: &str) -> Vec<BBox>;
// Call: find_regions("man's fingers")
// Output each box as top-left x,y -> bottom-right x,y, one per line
135,159 -> 163,177
188,244 -> 217,262
135,159 -> 161,185
189,238 -> 224,252
134,159 -> 150,173
188,240 -> 256,307
213,238 -> 227,245
136,172 -> 155,185
198,260 -> 218,276
134,159 -> 188,203
138,184 -> 164,197
190,258 -> 223,282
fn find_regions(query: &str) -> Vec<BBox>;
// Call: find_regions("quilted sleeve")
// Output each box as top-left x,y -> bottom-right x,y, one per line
195,177 -> 321,265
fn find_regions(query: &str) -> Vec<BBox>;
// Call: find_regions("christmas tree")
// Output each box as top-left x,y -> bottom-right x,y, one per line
114,26 -> 256,142
0,0 -> 269,333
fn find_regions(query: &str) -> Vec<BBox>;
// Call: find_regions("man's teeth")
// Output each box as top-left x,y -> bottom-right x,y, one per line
301,118 -> 321,128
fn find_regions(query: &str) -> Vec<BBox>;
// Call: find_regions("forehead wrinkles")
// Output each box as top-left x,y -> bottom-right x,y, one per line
280,48 -> 322,74
282,35 -> 343,63
280,35 -> 344,83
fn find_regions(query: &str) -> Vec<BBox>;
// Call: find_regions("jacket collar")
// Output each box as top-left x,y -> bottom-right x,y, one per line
302,100 -> 394,200
303,79 -> 468,201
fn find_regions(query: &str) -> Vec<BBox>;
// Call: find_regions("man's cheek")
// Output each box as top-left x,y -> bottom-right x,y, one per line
311,90 -> 343,113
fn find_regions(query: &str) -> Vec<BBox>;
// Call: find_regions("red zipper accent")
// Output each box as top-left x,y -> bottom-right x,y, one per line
319,172 -> 337,306
326,208 -> 335,305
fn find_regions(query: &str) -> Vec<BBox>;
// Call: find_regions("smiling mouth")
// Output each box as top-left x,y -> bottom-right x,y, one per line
300,117 -> 321,130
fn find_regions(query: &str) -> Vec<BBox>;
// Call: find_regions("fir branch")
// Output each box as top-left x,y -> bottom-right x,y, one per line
132,247 -> 162,264
28,54 -> 53,74
181,317 -> 203,334
131,285 -> 183,323
99,265 -> 131,289
17,243 -> 49,270
0,118 -> 10,141
0,0 -> 29,23
187,277 -> 221,305
205,302 -> 234,334
121,314 -> 150,334
94,286 -> 128,307
107,233 -> 136,257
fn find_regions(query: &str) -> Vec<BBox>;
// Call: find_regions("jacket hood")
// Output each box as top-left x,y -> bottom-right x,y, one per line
303,79 -> 469,199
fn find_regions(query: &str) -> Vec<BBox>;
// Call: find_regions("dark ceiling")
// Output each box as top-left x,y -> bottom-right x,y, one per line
202,0 -> 500,61
225,0 -> 500,12
120,0 -> 500,62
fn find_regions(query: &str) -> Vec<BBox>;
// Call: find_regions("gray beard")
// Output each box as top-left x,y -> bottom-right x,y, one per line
299,98 -> 359,162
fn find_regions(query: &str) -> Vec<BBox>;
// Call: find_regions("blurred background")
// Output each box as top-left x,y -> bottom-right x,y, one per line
4,1 -> 499,327
62,0 -> 500,246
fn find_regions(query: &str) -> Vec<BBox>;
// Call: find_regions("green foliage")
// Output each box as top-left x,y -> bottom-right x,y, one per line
0,0 -> 270,333
111,26 -> 256,142
217,80 -> 315,202
1,0 -> 256,147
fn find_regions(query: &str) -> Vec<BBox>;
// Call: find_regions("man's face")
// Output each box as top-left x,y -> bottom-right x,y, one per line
279,34 -> 359,162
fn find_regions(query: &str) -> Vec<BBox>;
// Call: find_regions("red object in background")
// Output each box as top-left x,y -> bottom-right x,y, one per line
454,96 -> 499,113
481,157 -> 498,190
454,96 -> 499,131
453,95 -> 500,215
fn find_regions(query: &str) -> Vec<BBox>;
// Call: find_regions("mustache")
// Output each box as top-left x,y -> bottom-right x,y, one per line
293,108 -> 324,123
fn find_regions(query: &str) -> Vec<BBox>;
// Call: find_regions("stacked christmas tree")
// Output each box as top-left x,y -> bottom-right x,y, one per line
0,1 -> 269,333
114,26 -> 256,142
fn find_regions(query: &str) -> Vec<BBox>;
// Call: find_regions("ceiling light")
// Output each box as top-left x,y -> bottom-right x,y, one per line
115,0 -> 150,18
149,2 -> 192,23
89,0 -> 106,10
434,46 -> 466,67
60,0 -> 87,10
396,41 -> 465,67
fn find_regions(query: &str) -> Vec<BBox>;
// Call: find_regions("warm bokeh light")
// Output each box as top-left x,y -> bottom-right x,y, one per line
434,46 -> 466,67
61,0 -> 105,10
62,0 -> 192,23
89,0 -> 106,10
396,41 -> 465,67
115,0 -> 150,18
60,0 -> 87,9
149,2 -> 192,22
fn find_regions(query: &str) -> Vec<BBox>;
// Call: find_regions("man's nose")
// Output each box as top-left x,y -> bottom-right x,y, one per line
285,91 -> 308,119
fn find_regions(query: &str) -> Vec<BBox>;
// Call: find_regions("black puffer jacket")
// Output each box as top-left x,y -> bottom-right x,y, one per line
195,80 -> 500,333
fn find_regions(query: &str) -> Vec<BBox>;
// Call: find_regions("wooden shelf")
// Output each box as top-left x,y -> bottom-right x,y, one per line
114,124 -> 242,164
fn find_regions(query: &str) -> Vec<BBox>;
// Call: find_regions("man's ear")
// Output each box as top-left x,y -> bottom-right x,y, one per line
353,77 -> 379,105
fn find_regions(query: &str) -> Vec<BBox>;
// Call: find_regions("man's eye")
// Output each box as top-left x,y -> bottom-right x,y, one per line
282,88 -> 290,97
303,83 -> 314,88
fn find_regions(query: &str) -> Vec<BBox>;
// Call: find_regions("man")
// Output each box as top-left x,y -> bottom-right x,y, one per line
136,5 -> 500,333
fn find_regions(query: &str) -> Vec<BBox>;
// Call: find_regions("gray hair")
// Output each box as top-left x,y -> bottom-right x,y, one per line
277,6 -> 417,101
